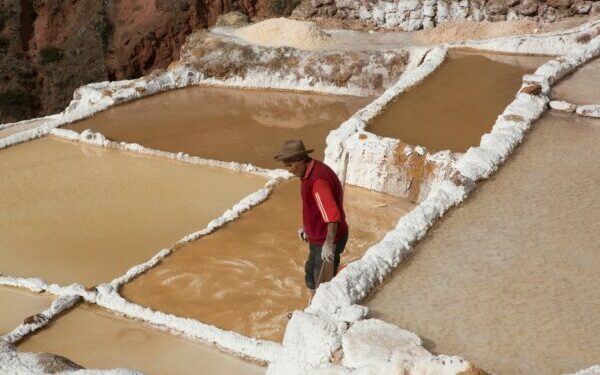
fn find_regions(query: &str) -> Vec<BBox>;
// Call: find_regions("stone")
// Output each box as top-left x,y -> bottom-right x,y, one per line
576,104 -> 600,118
520,84 -> 543,95
487,0 -> 509,15
214,11 -> 249,27
571,1 -> 593,14
593,2 -> 600,15
518,0 -> 540,16
547,0 -> 574,10
291,1 -> 318,18
312,0 -> 334,7
549,100 -> 577,112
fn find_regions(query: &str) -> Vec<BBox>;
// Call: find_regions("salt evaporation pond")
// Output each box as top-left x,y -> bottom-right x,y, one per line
18,303 -> 264,375
0,286 -> 54,335
122,181 -> 414,342
0,137 -> 266,286
66,86 -> 372,169
553,56 -> 600,104
367,111 -> 600,375
367,52 -> 548,152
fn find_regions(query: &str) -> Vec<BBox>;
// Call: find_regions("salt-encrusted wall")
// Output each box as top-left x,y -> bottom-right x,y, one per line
293,0 -> 600,31
341,132 -> 457,202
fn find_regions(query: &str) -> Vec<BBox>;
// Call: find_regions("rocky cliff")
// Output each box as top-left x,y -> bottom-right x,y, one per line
292,0 -> 600,31
0,0 -> 283,123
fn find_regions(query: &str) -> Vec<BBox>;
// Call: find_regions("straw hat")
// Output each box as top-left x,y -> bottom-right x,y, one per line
274,140 -> 314,162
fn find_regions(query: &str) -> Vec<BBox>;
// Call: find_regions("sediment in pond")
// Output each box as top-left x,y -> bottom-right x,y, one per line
0,286 -> 54,336
367,52 -> 548,152
122,181 -> 414,342
0,137 -> 266,286
17,304 -> 264,375
553,57 -> 600,104
366,111 -> 600,375
66,86 -> 372,169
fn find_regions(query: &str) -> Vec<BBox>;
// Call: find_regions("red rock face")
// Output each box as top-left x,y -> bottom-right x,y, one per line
0,0 -> 272,122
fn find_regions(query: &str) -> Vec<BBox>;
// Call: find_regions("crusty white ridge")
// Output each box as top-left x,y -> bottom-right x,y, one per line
268,31 -> 600,375
324,47 -> 453,201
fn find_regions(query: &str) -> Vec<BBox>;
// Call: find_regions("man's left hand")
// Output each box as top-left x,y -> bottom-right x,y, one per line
321,241 -> 334,263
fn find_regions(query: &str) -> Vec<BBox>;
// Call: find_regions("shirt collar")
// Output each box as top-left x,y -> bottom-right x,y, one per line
302,159 -> 315,181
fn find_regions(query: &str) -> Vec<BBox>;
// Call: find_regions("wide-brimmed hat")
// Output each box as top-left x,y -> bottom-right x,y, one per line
274,140 -> 314,162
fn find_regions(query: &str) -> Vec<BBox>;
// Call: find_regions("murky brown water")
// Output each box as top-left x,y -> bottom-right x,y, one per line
65,86 -> 372,169
368,52 -> 547,152
0,286 -> 54,335
553,56 -> 600,104
367,112 -> 600,375
0,137 -> 266,286
122,181 -> 414,342
18,303 -> 264,375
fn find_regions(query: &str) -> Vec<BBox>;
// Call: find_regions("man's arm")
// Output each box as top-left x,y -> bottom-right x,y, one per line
312,179 -> 341,262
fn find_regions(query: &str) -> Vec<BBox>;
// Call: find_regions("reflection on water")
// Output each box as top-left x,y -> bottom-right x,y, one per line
122,182 -> 414,342
367,112 -> 600,375
368,52 -> 547,152
0,137 -> 266,286
18,304 -> 264,375
66,86 -> 372,169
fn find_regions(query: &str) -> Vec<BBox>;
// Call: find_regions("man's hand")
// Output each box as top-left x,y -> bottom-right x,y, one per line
297,228 -> 308,242
321,240 -> 334,263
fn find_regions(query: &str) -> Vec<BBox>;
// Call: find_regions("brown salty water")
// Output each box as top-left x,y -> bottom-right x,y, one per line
18,303 -> 264,375
122,182 -> 414,342
367,52 -> 548,152
0,137 -> 266,286
367,112 -> 600,375
553,56 -> 600,104
0,286 -> 54,335
66,86 -> 373,169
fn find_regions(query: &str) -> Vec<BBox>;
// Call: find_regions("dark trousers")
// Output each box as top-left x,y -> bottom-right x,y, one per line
304,232 -> 348,289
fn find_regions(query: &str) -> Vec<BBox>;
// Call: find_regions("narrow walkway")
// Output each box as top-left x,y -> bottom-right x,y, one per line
366,111 -> 600,375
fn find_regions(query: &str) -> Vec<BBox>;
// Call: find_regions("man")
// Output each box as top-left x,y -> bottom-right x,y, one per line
274,140 -> 349,301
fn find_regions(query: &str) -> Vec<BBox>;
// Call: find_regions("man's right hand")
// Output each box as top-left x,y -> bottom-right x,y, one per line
297,228 -> 308,242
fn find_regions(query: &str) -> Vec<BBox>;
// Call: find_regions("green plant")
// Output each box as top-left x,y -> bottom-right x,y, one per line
270,0 -> 300,16
0,36 -> 8,52
40,46 -> 64,64
0,7 -> 11,30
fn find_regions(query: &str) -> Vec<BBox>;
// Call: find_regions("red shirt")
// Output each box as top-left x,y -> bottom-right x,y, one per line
301,160 -> 348,245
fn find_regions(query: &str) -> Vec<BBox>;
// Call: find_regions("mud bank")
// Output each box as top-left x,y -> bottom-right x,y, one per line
0,136 -> 266,286
18,304 -> 264,375
66,86 -> 371,169
366,112 -> 600,375
122,182 -> 414,342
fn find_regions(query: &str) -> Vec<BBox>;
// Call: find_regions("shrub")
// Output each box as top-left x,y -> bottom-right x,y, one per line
0,7 -> 10,30
40,46 -> 64,64
0,36 -> 8,52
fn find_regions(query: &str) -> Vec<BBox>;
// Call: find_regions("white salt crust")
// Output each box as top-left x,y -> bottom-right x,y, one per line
268,33 -> 600,375
0,129 -> 290,364
2,23 -> 600,375
550,100 -> 600,118
1,295 -> 81,344
324,47 -> 455,201
451,19 -> 600,56
0,339 -> 141,375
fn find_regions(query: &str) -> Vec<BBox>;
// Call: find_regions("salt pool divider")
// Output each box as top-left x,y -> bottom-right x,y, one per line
269,31 -> 600,374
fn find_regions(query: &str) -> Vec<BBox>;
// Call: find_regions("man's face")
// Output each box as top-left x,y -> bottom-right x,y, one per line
284,159 -> 307,178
